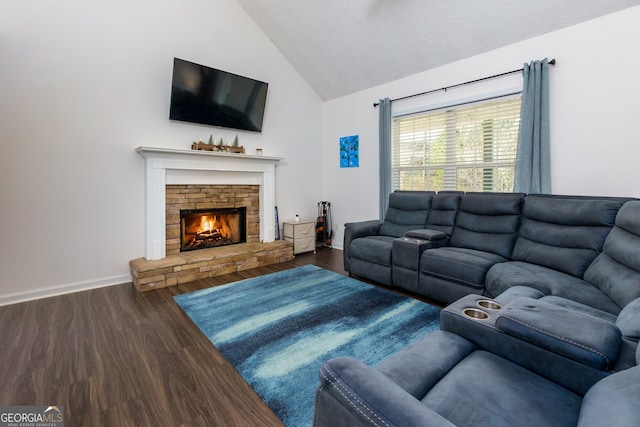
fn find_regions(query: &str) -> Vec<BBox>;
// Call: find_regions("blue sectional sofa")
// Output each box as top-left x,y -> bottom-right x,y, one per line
318,191 -> 640,426
344,191 -> 637,311
314,330 -> 640,427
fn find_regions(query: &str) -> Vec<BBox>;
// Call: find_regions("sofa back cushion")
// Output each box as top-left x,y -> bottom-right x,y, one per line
512,195 -> 626,278
449,193 -> 524,258
584,200 -> 640,309
378,191 -> 434,237
425,192 -> 462,236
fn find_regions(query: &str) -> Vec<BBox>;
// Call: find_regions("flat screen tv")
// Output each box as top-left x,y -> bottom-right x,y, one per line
169,58 -> 268,132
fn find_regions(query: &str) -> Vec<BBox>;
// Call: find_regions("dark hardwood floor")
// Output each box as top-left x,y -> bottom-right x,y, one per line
0,248 -> 351,427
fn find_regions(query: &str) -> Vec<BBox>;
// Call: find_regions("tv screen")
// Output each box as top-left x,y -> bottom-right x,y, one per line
169,58 -> 268,132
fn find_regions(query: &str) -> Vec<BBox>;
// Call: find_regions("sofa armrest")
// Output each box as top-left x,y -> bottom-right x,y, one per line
616,297 -> 640,340
375,330 -> 475,398
406,228 -> 448,241
496,297 -> 622,370
315,356 -> 456,427
345,220 -> 384,239
343,220 -> 383,271
440,294 -> 616,394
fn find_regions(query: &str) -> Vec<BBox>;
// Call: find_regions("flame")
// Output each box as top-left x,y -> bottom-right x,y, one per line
200,215 -> 217,233
183,211 -> 239,250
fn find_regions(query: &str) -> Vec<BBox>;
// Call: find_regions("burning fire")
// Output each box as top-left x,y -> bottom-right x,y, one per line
182,211 -> 239,251
200,215 -> 217,233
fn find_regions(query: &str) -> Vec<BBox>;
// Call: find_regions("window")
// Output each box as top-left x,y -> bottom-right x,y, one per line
392,95 -> 521,192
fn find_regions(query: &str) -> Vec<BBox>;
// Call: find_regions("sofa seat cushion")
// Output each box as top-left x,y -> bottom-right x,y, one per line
577,365 -> 640,427
349,236 -> 396,266
486,261 -> 621,315
422,350 -> 582,427
420,247 -> 507,290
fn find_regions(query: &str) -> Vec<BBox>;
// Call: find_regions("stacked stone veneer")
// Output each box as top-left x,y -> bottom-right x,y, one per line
130,184 -> 294,292
166,184 -> 260,255
130,240 -> 294,292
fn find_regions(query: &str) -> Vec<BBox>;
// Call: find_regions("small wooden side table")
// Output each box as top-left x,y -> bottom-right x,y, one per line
283,220 -> 316,254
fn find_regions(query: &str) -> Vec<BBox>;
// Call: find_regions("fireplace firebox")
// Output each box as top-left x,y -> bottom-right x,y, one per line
180,207 -> 246,252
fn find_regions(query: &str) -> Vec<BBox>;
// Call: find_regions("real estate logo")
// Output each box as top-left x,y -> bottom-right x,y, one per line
0,406 -> 63,427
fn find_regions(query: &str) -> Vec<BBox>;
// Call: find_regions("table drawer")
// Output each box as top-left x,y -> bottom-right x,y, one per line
294,236 -> 316,254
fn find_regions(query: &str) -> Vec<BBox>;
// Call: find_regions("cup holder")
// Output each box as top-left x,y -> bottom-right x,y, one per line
477,300 -> 502,310
463,308 -> 489,320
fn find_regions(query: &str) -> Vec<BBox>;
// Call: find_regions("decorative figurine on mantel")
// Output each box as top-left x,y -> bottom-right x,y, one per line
191,135 -> 245,154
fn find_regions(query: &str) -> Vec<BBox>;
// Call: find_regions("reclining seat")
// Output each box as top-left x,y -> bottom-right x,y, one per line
418,193 -> 524,304
314,330 -> 640,427
393,192 -> 462,293
344,191 -> 434,286
489,197 -> 637,316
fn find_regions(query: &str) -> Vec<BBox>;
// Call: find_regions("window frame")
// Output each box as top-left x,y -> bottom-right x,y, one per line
391,92 -> 522,193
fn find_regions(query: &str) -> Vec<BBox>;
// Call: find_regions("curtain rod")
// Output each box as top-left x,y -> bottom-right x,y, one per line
373,58 -> 556,107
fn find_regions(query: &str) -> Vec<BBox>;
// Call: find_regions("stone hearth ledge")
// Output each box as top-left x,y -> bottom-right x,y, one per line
130,241 -> 294,292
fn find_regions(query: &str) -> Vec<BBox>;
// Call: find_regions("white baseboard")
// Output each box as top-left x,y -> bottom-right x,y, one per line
0,274 -> 132,307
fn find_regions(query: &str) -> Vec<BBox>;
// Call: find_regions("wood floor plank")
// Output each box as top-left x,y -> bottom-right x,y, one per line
0,248 -> 349,426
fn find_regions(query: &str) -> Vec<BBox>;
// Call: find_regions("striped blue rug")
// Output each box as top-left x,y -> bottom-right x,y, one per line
174,264 -> 440,427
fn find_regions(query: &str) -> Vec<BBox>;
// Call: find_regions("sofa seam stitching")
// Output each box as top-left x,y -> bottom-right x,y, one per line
320,366 -> 391,427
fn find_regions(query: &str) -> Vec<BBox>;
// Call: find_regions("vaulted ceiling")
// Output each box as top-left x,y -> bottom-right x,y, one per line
236,0 -> 640,100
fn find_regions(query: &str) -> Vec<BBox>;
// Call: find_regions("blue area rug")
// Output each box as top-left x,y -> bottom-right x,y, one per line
173,264 -> 440,427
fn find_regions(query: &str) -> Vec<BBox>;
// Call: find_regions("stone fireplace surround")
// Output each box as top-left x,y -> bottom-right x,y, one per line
167,185 -> 257,255
130,147 -> 293,291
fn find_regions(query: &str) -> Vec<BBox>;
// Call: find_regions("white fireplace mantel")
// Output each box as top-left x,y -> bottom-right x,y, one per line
136,147 -> 283,260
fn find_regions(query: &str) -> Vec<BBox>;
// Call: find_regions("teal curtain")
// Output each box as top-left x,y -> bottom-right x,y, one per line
379,98 -> 392,219
514,58 -> 551,194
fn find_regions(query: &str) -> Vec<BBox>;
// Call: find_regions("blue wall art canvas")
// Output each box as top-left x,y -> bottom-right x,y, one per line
340,135 -> 359,168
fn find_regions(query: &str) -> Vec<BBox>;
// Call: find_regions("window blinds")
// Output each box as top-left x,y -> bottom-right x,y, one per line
392,95 -> 521,192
